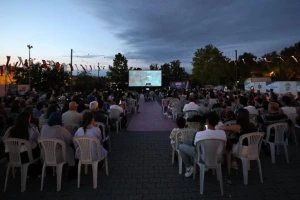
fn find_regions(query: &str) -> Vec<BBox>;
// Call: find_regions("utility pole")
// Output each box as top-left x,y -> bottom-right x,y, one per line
235,49 -> 238,91
70,49 -> 73,94
27,44 -> 33,88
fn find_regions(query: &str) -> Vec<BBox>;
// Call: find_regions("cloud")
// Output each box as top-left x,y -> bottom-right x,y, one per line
80,0 -> 300,68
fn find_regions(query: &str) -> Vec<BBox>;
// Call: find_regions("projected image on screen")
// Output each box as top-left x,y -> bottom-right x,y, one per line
129,71 -> 162,87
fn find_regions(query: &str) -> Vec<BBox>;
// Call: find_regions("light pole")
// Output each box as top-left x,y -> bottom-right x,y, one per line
27,44 -> 33,87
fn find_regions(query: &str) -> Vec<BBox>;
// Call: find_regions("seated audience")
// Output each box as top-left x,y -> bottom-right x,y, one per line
40,112 -> 75,166
281,96 -> 297,115
39,104 -> 58,130
169,117 -> 186,150
244,100 -> 259,115
74,112 -> 107,161
183,95 -> 199,117
178,112 -> 226,177
33,101 -> 45,117
62,101 -> 82,127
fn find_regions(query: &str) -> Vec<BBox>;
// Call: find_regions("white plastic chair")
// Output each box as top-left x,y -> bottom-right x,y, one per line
103,114 -> 110,132
286,113 -> 298,146
3,138 -> 40,192
172,103 -> 183,121
73,136 -> 109,189
263,122 -> 289,163
194,139 -> 225,195
108,109 -> 122,133
223,120 -> 237,126
227,132 -> 264,185
175,128 -> 197,174
95,121 -> 111,152
38,138 -> 67,191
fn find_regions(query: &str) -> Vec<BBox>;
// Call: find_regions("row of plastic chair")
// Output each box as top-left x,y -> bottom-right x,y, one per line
3,137 -> 109,192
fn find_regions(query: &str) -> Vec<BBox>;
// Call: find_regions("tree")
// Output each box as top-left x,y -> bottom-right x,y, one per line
149,64 -> 159,70
159,63 -> 171,87
169,60 -> 188,81
129,67 -> 142,70
191,44 -> 228,86
107,53 -> 129,89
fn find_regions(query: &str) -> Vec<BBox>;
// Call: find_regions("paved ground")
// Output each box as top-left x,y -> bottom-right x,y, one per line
1,96 -> 300,200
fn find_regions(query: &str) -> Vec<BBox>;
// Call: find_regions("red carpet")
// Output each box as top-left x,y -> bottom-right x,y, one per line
126,95 -> 176,131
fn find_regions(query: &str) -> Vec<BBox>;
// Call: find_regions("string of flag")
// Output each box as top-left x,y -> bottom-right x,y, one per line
226,55 -> 299,65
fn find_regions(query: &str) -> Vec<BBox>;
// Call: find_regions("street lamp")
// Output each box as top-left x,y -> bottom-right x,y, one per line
27,44 -> 33,87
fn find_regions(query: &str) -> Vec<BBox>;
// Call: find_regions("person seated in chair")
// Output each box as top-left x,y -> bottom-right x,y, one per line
178,112 -> 226,177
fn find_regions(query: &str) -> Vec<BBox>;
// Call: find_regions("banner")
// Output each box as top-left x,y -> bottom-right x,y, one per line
266,82 -> 279,93
254,82 -> 266,93
279,81 -> 297,95
244,82 -> 254,91
170,81 -> 189,89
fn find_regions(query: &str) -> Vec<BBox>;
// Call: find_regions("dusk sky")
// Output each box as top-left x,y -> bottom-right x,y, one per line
1,0 -> 300,74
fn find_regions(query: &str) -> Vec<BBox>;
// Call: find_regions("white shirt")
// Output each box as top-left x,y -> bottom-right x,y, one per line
183,102 -> 199,112
74,125 -> 107,161
244,105 -> 259,115
110,105 -> 124,113
281,106 -> 297,115
215,122 -> 224,130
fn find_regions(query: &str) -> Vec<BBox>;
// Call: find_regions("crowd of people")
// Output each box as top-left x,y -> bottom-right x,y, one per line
0,88 -> 140,177
166,88 -> 299,177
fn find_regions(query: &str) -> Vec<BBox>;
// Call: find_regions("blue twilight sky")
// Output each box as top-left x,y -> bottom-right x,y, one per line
1,0 -> 300,74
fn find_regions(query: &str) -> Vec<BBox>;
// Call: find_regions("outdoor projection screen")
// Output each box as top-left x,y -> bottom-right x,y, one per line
129,70 -> 162,87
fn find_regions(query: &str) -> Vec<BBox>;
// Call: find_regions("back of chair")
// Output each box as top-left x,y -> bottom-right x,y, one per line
237,132 -> 264,159
109,109 -> 121,120
176,128 -> 197,148
196,139 -> 225,167
73,136 -> 101,163
162,99 -> 168,107
4,138 -> 33,165
94,122 -> 106,138
103,114 -> 109,126
266,122 -> 288,144
38,138 -> 66,165
185,110 -> 198,119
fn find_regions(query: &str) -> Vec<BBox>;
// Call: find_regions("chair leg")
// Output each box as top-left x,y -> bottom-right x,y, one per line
105,157 -> 109,176
172,149 -> 175,164
227,152 -> 231,175
217,165 -> 224,195
257,159 -> 263,183
283,144 -> 289,163
77,161 -> 81,188
200,164 -> 205,195
21,164 -> 29,192
269,143 -> 276,164
56,164 -> 64,191
3,165 -> 11,192
41,164 -> 46,191
178,154 -> 182,174
241,158 -> 248,185
92,162 -> 98,189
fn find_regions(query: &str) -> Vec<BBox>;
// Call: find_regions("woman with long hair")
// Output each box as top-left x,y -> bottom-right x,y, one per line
4,112 -> 40,163
74,112 -> 107,161
219,108 -> 257,169
39,104 -> 58,130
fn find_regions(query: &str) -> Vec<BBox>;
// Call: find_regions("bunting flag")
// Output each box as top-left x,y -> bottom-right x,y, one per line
242,58 -> 245,64
97,65 -> 100,69
42,60 -> 48,69
6,56 -> 11,68
69,64 -> 74,71
263,57 -> 272,63
0,65 -> 3,76
291,56 -> 298,63
80,64 -> 86,71
14,62 -> 19,70
56,62 -> 61,72
61,63 -> 67,70
24,59 -> 29,68
278,56 -> 284,61
252,58 -> 257,63
90,65 -> 92,71
18,57 -> 24,66
75,64 -> 78,70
